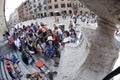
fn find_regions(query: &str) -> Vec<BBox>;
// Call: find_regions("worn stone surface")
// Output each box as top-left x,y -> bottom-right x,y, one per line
74,25 -> 119,80
57,18 -> 119,80
56,33 -> 90,80
0,0 -> 7,41
0,42 -> 12,56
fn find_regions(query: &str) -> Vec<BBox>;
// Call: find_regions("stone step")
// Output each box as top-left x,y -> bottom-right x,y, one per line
0,56 -> 4,80
11,52 -> 30,80
13,52 -> 30,73
0,63 -> 3,80
14,51 -> 37,73
0,60 -> 9,80
9,53 -> 26,80
4,54 -> 12,80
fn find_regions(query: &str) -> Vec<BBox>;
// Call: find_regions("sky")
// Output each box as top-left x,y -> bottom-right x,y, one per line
5,0 -> 26,21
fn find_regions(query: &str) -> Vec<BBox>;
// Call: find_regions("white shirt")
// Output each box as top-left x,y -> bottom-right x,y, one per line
63,37 -> 71,43
14,38 -> 21,48
37,43 -> 46,52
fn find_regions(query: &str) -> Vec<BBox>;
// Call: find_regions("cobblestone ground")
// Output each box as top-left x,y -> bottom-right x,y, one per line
20,16 -> 97,30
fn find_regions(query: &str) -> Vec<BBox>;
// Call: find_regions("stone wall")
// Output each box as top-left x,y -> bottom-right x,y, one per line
0,0 -> 7,41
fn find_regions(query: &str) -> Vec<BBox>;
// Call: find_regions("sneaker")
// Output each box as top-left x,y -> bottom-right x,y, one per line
16,60 -> 20,64
20,75 -> 23,77
53,71 -> 57,75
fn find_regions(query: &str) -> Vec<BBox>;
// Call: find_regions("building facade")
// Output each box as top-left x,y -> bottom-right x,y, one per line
23,0 -> 31,21
47,0 -> 90,16
9,9 -> 19,27
17,3 -> 24,22
10,0 -> 90,22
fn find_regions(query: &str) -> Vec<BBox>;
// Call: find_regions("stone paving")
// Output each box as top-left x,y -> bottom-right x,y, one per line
18,16 -> 97,30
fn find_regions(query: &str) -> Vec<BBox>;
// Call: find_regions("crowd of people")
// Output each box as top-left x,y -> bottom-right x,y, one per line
0,54 -> 22,80
5,20 -> 79,80
71,11 -> 97,26
79,12 -> 97,24
1,10 -> 97,80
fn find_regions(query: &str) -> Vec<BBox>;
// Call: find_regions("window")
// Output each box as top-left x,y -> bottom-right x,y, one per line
61,4 -> 65,8
29,6 -> 32,10
49,0 -> 51,3
44,7 -> 47,10
43,1 -> 46,4
25,6 -> 27,8
48,6 -> 52,9
34,9 -> 37,12
39,8 -> 41,11
24,2 -> 26,5
34,0 -> 35,3
67,3 -> 71,7
30,11 -> 33,14
34,5 -> 36,8
54,4 -> 58,8
55,0 -> 57,2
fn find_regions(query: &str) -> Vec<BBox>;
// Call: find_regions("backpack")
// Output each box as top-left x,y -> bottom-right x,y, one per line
11,54 -> 18,64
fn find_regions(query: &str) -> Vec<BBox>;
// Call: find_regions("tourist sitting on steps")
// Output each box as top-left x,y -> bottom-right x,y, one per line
69,29 -> 77,43
45,36 -> 59,67
26,72 -> 45,80
6,63 -> 16,80
61,31 -> 71,46
36,38 -> 46,58
21,49 -> 34,65
36,60 -> 55,80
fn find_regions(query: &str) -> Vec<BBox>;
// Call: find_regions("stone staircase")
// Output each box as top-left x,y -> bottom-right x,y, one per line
0,48 -> 58,80
0,51 -> 39,80
0,60 -> 9,80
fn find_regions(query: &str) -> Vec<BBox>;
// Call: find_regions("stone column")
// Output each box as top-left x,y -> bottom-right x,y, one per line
74,17 -> 119,80
0,0 -> 7,41
56,17 -> 119,80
